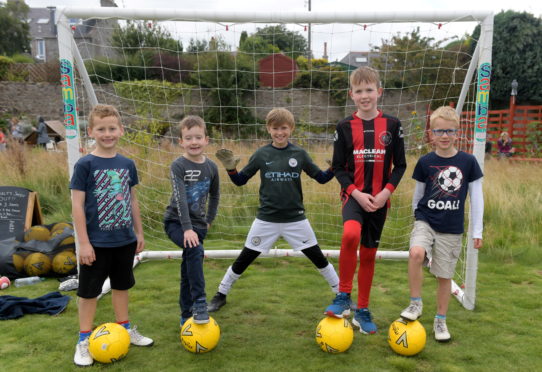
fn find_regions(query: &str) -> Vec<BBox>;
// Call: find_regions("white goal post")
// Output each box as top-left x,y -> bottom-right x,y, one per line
56,8 -> 492,310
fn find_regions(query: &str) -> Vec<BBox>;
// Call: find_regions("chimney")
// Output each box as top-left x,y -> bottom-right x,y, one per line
47,6 -> 56,36
322,42 -> 328,60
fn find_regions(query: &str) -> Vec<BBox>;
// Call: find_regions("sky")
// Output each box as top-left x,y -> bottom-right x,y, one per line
21,0 -> 542,61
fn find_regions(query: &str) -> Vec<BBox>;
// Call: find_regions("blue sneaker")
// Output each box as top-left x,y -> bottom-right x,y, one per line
180,317 -> 189,328
192,299 -> 210,324
324,292 -> 351,318
353,308 -> 377,334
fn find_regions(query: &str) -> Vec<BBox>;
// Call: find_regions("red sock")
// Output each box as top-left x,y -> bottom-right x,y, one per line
357,246 -> 377,308
117,320 -> 130,330
338,220 -> 361,293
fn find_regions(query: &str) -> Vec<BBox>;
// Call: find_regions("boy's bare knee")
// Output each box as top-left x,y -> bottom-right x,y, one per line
409,246 -> 426,263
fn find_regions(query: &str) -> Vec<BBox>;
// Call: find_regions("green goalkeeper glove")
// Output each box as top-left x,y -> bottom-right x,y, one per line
215,149 -> 240,170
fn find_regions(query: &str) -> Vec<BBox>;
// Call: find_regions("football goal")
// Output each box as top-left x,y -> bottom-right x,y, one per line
56,8 -> 492,309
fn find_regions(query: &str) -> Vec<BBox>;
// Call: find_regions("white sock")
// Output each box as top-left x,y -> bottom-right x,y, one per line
217,266 -> 241,295
318,263 -> 339,293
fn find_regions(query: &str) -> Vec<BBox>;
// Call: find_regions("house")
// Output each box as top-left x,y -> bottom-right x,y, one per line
259,53 -> 299,88
339,51 -> 380,69
23,120 -> 65,145
327,61 -> 357,72
25,0 -> 118,63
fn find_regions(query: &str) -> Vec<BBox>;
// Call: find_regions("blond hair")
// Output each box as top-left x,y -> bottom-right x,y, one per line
88,104 -> 121,129
266,108 -> 295,129
350,66 -> 381,88
179,115 -> 207,137
430,106 -> 460,129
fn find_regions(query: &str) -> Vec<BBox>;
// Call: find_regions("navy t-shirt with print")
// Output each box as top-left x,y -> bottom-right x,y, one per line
413,151 -> 483,234
70,154 -> 138,247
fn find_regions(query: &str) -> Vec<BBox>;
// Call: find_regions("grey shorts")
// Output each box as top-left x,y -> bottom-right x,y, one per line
409,220 -> 462,279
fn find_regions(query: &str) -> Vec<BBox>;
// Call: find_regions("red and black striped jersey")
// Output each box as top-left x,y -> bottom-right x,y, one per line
332,110 -> 407,196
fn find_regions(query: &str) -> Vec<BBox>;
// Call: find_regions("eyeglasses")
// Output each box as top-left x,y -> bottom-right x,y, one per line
432,129 -> 458,136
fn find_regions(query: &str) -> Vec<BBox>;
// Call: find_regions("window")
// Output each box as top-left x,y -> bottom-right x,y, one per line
355,57 -> 368,63
36,39 -> 46,61
37,18 -> 49,24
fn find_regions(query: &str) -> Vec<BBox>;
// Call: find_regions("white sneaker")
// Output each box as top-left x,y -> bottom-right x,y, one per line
74,338 -> 93,367
129,326 -> 154,346
401,301 -> 423,321
433,317 -> 451,342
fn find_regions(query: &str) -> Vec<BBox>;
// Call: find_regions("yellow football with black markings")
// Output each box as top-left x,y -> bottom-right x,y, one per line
24,252 -> 52,276
388,318 -> 426,356
180,316 -> 220,353
315,316 -> 354,353
23,225 -> 51,242
52,250 -> 77,274
50,222 -> 73,235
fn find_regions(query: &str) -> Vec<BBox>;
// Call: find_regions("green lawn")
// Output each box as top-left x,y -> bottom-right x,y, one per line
1,255 -> 541,371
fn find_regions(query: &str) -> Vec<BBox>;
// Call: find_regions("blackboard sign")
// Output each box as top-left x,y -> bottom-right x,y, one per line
0,186 -> 43,241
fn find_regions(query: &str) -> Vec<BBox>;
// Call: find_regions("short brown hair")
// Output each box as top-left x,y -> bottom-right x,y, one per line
430,106 -> 460,129
88,104 -> 121,129
266,108 -> 295,129
350,66 -> 381,88
179,115 -> 207,137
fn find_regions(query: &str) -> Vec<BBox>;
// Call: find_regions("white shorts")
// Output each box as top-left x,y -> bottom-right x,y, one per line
409,220 -> 462,279
244,218 -> 318,253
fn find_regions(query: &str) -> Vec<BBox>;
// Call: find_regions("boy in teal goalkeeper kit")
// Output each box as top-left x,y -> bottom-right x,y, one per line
71,104 -> 153,367
325,67 -> 407,334
400,106 -> 483,342
208,108 -> 339,312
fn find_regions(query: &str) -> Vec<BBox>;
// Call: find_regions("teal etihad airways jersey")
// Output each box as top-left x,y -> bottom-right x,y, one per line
241,143 -> 323,223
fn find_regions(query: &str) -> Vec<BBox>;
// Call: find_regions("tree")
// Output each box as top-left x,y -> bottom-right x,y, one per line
111,20 -> 182,55
0,1 -> 30,56
242,25 -> 307,59
186,38 -> 208,53
198,52 -> 257,133
471,11 -> 542,107
371,28 -> 471,108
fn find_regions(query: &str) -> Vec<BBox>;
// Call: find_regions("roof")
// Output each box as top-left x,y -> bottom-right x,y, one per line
28,8 -> 56,39
23,120 -> 65,144
339,51 -> 380,68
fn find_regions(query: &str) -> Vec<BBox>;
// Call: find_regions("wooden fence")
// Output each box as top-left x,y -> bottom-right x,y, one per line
429,104 -> 542,158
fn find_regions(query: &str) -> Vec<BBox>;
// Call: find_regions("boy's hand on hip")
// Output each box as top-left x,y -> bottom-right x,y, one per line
216,149 -> 240,170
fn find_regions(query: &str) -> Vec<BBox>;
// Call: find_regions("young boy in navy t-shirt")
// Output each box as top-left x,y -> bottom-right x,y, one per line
399,106 -> 484,342
71,104 -> 153,366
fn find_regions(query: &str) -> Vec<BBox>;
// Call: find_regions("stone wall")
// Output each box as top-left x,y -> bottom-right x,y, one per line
0,82 -> 428,128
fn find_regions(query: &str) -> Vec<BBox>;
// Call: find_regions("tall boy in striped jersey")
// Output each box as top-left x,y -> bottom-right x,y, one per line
207,108 -> 339,313
325,67 -> 407,334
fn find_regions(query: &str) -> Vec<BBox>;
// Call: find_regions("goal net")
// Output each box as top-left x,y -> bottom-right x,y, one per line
57,8 -> 492,309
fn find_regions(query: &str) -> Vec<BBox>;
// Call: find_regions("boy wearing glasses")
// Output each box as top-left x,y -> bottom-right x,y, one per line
400,106 -> 484,342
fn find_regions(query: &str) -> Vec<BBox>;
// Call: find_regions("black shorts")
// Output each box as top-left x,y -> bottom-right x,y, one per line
342,194 -> 388,248
77,241 -> 137,299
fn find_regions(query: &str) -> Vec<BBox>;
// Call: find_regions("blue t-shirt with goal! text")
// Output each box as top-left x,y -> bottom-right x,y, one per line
413,151 -> 483,234
70,153 -> 138,247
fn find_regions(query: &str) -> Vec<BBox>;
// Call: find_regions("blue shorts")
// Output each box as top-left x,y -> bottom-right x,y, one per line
77,241 -> 137,299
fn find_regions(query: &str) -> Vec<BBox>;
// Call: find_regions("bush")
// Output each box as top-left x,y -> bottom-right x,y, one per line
292,65 -> 349,106
11,53 -> 34,63
0,55 -> 15,80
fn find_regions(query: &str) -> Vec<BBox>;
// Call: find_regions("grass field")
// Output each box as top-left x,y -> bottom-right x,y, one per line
1,146 -> 541,371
